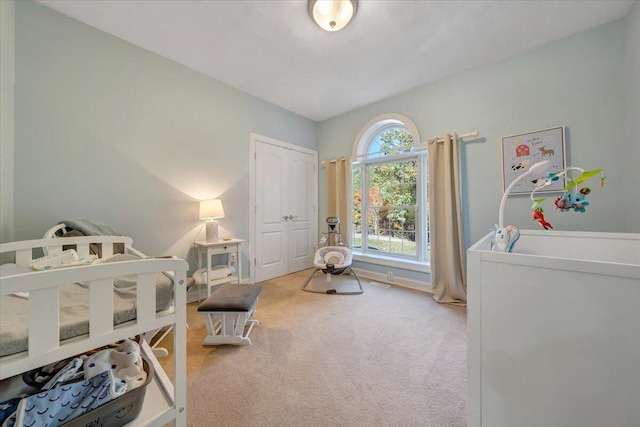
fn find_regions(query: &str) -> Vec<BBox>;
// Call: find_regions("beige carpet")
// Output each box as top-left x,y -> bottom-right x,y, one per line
160,269 -> 467,426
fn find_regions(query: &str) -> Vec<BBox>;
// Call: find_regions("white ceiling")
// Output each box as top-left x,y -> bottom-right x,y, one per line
36,0 -> 633,122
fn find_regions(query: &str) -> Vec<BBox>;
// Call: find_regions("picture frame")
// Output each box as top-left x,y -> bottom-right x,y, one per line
501,126 -> 566,195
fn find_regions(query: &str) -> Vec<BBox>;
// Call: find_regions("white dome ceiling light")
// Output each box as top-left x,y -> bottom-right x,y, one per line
308,0 -> 358,32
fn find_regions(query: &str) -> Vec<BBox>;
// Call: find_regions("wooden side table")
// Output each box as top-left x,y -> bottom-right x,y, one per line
195,239 -> 243,300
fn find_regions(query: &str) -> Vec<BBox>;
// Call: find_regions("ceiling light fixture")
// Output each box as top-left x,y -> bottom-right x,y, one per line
308,0 -> 358,32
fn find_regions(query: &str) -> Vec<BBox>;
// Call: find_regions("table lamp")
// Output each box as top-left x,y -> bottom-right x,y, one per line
200,199 -> 225,242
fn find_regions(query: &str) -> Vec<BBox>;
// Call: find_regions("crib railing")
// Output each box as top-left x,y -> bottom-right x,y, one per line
0,237 -> 188,380
7,235 -> 134,264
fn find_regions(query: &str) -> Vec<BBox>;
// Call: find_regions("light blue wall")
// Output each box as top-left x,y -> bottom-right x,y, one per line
318,19 -> 628,282
13,0 -> 316,275
0,0 -> 15,246
625,1 -> 640,232
9,1 -> 636,285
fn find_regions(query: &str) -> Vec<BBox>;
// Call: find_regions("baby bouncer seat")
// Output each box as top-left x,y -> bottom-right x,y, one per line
303,217 -> 363,295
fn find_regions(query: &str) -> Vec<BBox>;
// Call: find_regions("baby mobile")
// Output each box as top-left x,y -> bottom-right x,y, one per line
493,160 -> 605,252
530,166 -> 605,230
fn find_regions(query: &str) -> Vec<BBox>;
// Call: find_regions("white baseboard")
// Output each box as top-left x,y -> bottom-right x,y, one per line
352,268 -> 432,293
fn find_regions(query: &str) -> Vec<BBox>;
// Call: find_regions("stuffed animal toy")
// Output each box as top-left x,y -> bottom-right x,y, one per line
554,194 -> 572,212
567,191 -> 589,213
492,227 -> 509,252
492,225 -> 520,252
554,187 -> 590,213
532,210 -> 553,229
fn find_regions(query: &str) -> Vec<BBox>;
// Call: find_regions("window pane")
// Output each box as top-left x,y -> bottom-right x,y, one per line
367,127 -> 414,158
366,207 -> 417,257
362,155 -> 418,258
352,166 -> 362,249
367,160 -> 417,207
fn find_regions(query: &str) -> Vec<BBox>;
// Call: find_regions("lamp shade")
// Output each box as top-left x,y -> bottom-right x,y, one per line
308,0 -> 357,32
199,199 -> 225,220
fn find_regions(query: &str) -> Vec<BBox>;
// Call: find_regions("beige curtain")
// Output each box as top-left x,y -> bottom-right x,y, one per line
428,134 -> 467,305
326,158 -> 352,247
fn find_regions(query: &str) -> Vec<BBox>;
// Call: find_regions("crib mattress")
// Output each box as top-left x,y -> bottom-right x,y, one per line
0,256 -> 174,358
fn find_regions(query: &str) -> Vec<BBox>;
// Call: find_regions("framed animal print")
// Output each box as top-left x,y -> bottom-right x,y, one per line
501,126 -> 566,195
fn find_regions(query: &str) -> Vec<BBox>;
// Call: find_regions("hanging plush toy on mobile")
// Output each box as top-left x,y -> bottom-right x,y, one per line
530,166 -> 605,230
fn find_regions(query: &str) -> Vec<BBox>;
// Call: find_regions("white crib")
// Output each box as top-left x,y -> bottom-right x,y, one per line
467,229 -> 640,427
0,236 -> 188,426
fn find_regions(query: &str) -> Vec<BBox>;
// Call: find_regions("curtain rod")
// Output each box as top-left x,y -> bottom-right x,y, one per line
434,130 -> 478,143
321,130 -> 479,165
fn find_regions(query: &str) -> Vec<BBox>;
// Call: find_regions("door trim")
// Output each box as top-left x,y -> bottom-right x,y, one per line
249,132 -> 318,284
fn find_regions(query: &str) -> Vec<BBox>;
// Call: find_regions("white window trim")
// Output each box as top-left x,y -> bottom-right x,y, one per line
352,113 -> 427,265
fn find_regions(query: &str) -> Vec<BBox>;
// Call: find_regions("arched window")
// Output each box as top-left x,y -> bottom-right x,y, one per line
352,114 -> 429,265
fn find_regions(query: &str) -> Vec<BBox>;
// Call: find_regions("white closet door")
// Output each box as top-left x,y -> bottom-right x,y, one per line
254,137 -> 317,283
287,150 -> 315,273
255,142 -> 289,282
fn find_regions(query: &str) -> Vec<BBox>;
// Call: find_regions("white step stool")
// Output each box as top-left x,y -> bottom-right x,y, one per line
197,283 -> 262,346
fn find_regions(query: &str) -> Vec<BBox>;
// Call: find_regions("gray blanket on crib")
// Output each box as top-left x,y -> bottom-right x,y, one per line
58,218 -> 121,237
0,254 -> 174,358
